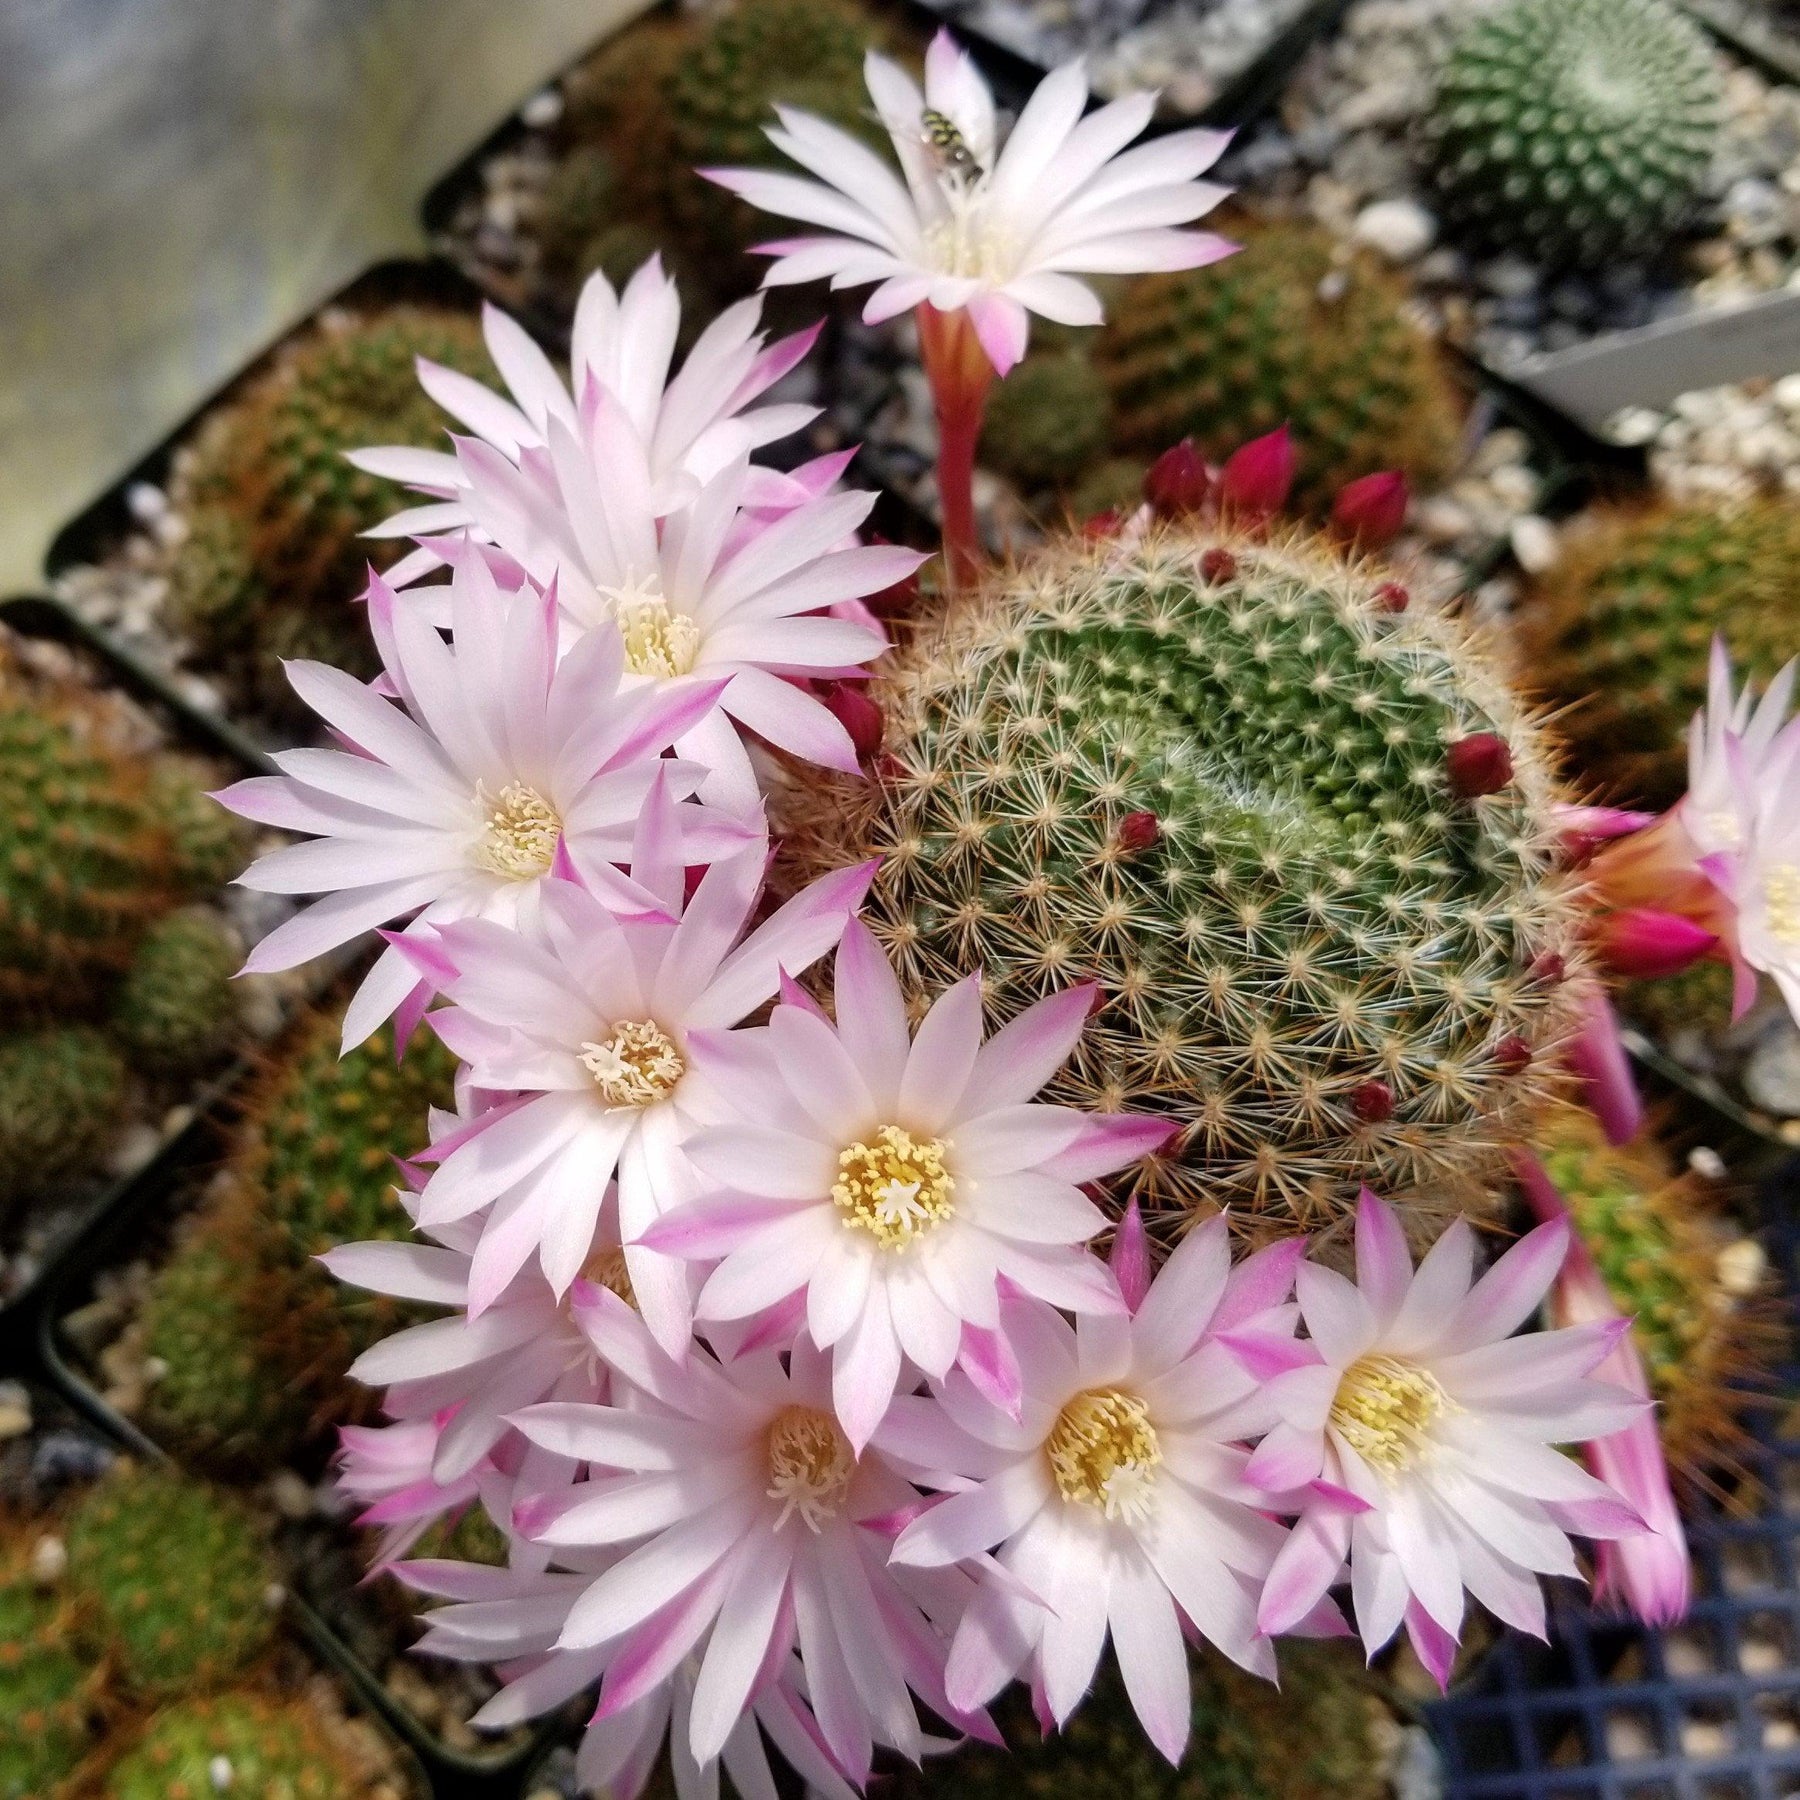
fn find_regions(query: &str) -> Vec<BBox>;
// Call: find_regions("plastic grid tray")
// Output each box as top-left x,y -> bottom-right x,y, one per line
1429,1183 -> 1800,1799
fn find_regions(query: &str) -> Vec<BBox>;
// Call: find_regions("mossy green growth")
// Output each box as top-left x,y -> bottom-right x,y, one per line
1094,219 -> 1464,514
1424,0 -> 1722,269
783,522 -> 1586,1240
111,907 -> 241,1068
0,1028 -> 127,1212
0,1537 -> 101,1799
67,1465 -> 277,1701
105,1690 -> 362,1800
887,1643 -> 1388,1799
1523,496 -> 1800,807
981,354 -> 1115,492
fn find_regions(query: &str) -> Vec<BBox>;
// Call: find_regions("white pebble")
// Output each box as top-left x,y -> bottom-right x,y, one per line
269,1469 -> 314,1521
1687,1145 -> 1728,1182
125,482 -> 168,523
209,1753 -> 234,1791
30,1535 -> 66,1586
1604,407 -> 1665,447
1716,1237 -> 1766,1296
1352,197 -> 1436,263
1773,372 -> 1800,414
1509,515 -> 1559,573
519,88 -> 563,129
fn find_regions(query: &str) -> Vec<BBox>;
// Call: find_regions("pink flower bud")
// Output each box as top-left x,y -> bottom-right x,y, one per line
1220,426 -> 1296,517
1200,547 -> 1238,584
820,681 -> 883,761
1330,471 -> 1409,548
1143,439 -> 1214,518
1493,1034 -> 1533,1074
1117,811 -> 1161,852
1375,581 -> 1410,614
1350,1079 -> 1395,1123
1446,732 -> 1513,798
1593,907 -> 1718,981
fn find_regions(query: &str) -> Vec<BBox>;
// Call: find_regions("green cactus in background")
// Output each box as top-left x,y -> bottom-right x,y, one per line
781,523 -> 1586,1240
168,308 -> 491,711
557,15 -> 691,229
105,1690 -> 362,1800
1624,956 -> 1736,1042
111,906 -> 241,1068
67,1465 -> 277,1701
1424,0 -> 1722,269
1070,457 -> 1153,523
666,0 -> 880,264
0,1536 -> 102,1799
980,354 -> 1115,493
149,754 -> 253,894
0,1028 -> 127,1210
887,1643 -> 1388,1799
537,149 -> 673,297
1521,496 -> 1800,807
1094,220 -> 1465,514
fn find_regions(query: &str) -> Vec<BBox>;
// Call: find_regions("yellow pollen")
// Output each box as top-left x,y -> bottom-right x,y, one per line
1702,808 -> 1743,851
616,593 -> 701,679
579,1245 -> 636,1308
1329,1354 -> 1451,1475
764,1406 -> 854,1532
832,1126 -> 955,1250
1046,1389 -> 1162,1522
1764,863 -> 1800,946
472,781 -> 560,879
579,1020 -> 685,1107
922,194 -> 1016,283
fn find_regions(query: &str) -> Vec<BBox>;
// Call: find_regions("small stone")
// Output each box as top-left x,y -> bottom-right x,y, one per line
269,1470 -> 313,1521
209,1753 -> 234,1792
1352,197 -> 1436,263
29,1535 -> 65,1586
1744,1024 -> 1800,1115
125,482 -> 168,523
1509,515 -> 1559,574
1716,1237 -> 1766,1296
1415,495 -> 1473,544
1772,372 -> 1800,413
0,1381 -> 31,1442
1687,1145 -> 1728,1182
1605,406 -> 1666,447
141,1355 -> 169,1385
519,88 -> 563,129
1478,255 -> 1539,300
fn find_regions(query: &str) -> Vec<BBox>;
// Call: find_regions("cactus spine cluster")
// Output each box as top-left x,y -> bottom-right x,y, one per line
66,1464 -> 278,1701
1522,496 -> 1800,807
1093,220 -> 1464,514
781,523 -> 1586,1240
1424,0 -> 1722,268
105,1691 -> 363,1800
0,1531 -> 102,1797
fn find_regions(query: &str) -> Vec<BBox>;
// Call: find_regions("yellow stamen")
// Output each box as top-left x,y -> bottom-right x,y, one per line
1046,1389 -> 1162,1522
832,1126 -> 955,1250
1764,863 -> 1800,946
579,1245 -> 636,1308
579,1021 -> 685,1107
765,1406 -> 855,1531
617,593 -> 701,679
1329,1354 -> 1451,1474
472,781 -> 560,879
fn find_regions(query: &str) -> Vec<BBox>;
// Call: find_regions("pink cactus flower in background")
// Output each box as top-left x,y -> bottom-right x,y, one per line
214,549 -> 748,1050
1228,1190 -> 1649,1689
640,919 -> 1172,1450
882,1215 -> 1316,1762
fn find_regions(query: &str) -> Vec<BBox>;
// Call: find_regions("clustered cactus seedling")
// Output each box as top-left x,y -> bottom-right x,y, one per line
167,307 -> 490,713
1423,0 -> 1723,268
0,1528 -> 103,1797
888,1644 -> 1389,1800
0,1028 -> 126,1212
1093,220 -> 1465,515
66,1464 -> 278,1701
1522,496 -> 1800,806
110,907 -> 243,1070
980,353 -> 1116,494
103,1690 -> 364,1799
782,520 -> 1588,1241
1537,1106 -> 1782,1488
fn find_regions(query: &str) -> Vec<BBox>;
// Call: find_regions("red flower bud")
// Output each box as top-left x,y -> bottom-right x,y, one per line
1375,581 -> 1410,614
1220,426 -> 1296,518
1143,439 -> 1214,519
1081,508 -> 1123,539
1087,985 -> 1109,1017
1200,547 -> 1238,584
1493,1035 -> 1533,1074
1118,811 -> 1161,852
1446,732 -> 1513,798
820,682 -> 883,761
1351,1079 -> 1395,1123
1331,471 -> 1410,548
1527,950 -> 1566,987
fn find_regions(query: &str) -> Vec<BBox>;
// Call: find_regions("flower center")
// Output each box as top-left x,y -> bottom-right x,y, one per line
578,1245 -> 636,1308
832,1126 -> 955,1250
922,189 -> 1015,284
472,781 -> 560,879
598,573 -> 700,679
578,1021 -> 685,1107
1764,862 -> 1800,946
1329,1354 -> 1450,1475
764,1406 -> 854,1532
1046,1389 -> 1162,1522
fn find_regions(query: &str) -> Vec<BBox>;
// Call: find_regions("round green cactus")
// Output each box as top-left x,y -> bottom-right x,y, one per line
1522,496 -> 1800,807
1424,0 -> 1722,268
67,1465 -> 278,1701
111,906 -> 241,1068
887,1643 -> 1388,1799
782,522 -> 1586,1240
1094,220 -> 1464,514
164,500 -> 266,661
0,1028 -> 127,1210
558,15 -> 691,228
981,354 -> 1115,493
104,1690 -> 362,1800
0,1538 -> 102,1799
149,755 -> 254,895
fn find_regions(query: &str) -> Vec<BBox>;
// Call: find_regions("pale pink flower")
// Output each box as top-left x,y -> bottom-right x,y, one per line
1229,1191 -> 1648,1688
504,1295 -> 983,1783
392,787 -> 875,1349
885,1217 -> 1311,1763
335,1411 -> 491,1566
351,258 -> 822,586
215,549 -> 749,1049
644,920 -> 1171,1451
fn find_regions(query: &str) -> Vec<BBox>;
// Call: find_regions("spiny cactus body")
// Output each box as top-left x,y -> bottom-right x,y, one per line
1095,221 -> 1464,514
1424,0 -> 1722,268
1538,1107 -> 1782,1486
112,907 -> 241,1068
980,353 -> 1115,493
0,1538 -> 101,1798
1523,496 -> 1800,807
67,1466 -> 277,1700
783,524 -> 1586,1240
151,756 -> 254,894
887,1644 -> 1388,1799
105,1691 -> 360,1800
0,1028 -> 127,1210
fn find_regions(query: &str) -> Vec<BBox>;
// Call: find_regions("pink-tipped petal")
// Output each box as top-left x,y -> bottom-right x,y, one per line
1563,984 -> 1644,1146
1109,1197 -> 1152,1315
